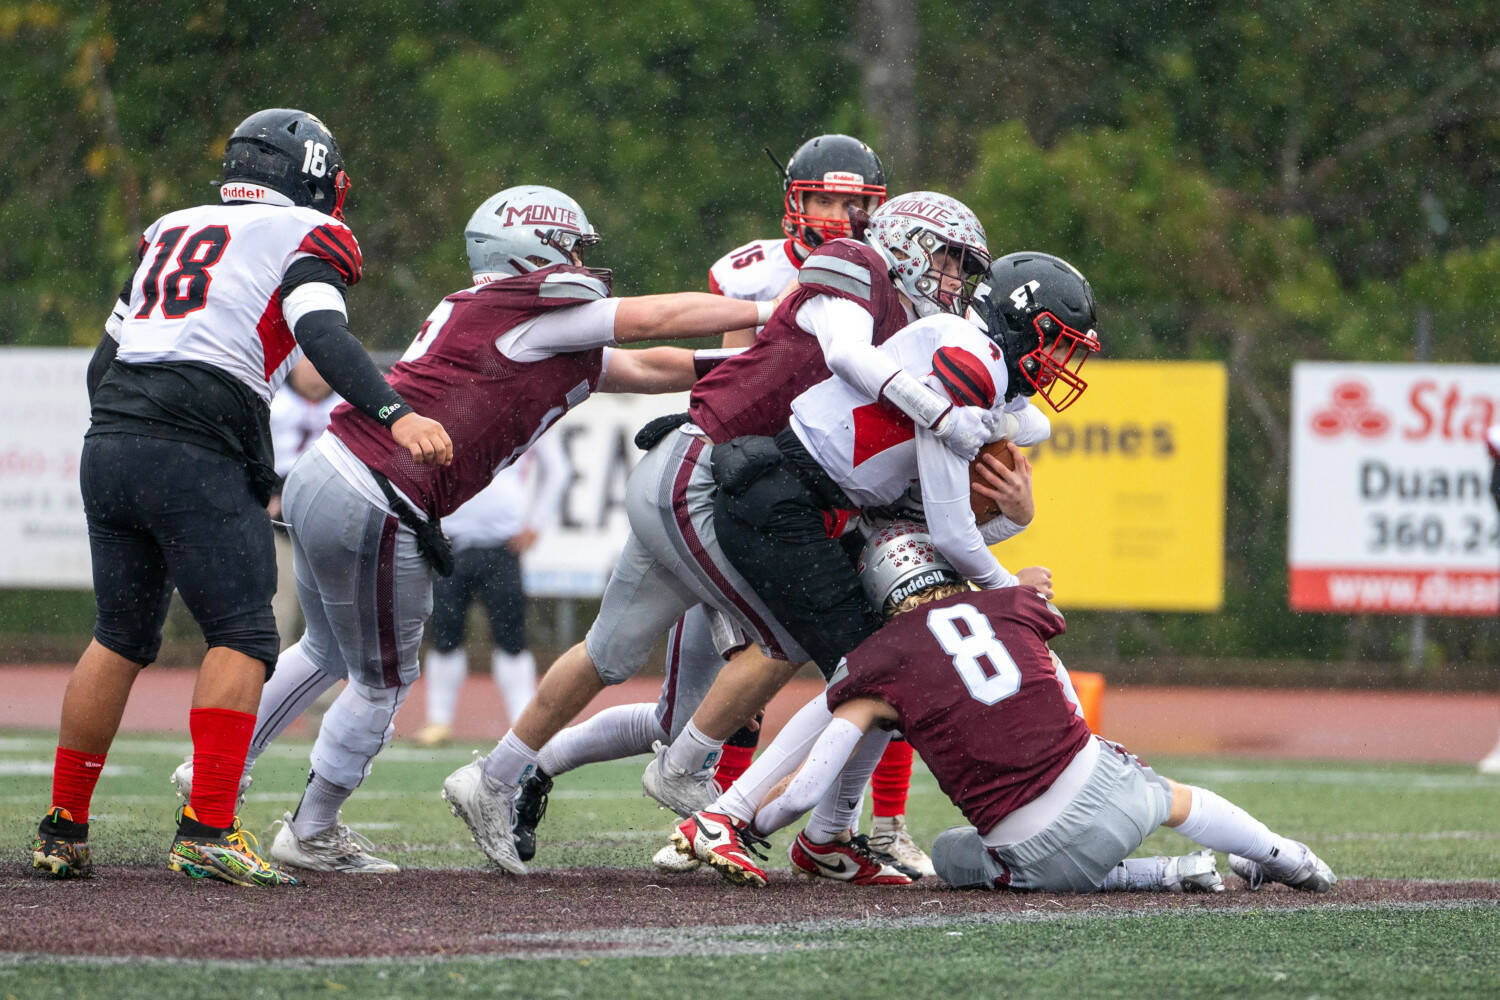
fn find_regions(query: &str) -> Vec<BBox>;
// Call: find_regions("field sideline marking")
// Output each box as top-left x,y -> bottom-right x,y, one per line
0,897 -> 1494,968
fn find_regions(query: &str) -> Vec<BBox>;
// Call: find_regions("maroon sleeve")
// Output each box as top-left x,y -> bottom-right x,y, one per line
298,222 -> 364,286
932,345 -> 997,409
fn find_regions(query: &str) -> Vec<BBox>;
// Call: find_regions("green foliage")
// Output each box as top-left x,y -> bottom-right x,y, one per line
5,1 -> 1500,661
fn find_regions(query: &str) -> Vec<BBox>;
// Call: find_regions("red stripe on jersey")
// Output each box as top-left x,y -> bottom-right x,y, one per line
707,271 -> 724,295
932,346 -> 995,409
299,223 -> 364,285
851,401 -> 915,467
255,288 -> 296,380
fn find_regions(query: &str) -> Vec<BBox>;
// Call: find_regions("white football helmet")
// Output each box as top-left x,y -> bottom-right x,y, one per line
864,191 -> 990,317
465,185 -> 601,279
858,519 -> 965,616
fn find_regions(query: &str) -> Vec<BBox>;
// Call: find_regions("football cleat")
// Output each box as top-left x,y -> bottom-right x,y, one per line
31,807 -> 93,879
270,812 -> 399,873
673,811 -> 769,887
1162,849 -> 1225,893
512,771 -> 552,863
413,723 -> 454,748
868,814 -> 937,878
1230,841 -> 1336,893
167,807 -> 298,887
642,740 -> 718,817
442,758 -> 527,874
788,831 -> 916,886
651,838 -> 702,873
170,758 -> 252,813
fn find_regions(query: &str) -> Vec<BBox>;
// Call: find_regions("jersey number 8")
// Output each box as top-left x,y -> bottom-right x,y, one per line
925,603 -> 1022,705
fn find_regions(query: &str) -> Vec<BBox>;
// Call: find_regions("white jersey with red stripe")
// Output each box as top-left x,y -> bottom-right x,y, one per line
113,201 -> 362,403
708,237 -> 800,305
790,312 -> 1015,588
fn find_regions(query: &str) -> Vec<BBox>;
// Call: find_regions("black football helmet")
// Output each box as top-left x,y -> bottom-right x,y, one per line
975,252 -> 1101,412
221,108 -> 351,220
778,134 -> 887,252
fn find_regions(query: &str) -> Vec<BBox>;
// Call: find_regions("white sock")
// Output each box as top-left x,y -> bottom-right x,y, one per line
1098,856 -> 1169,892
804,729 -> 891,842
423,648 -> 467,727
247,640 -> 341,771
493,649 -> 537,722
538,703 -> 665,777
1171,786 -> 1293,863
291,770 -> 355,839
712,694 -> 833,824
480,730 -> 539,792
664,720 -> 723,776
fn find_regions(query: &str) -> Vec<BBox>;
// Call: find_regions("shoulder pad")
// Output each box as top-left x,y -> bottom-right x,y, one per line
797,240 -> 878,302
537,268 -> 610,302
298,222 -> 364,286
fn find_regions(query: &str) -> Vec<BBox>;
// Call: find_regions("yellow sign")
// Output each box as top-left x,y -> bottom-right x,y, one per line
996,361 -> 1227,611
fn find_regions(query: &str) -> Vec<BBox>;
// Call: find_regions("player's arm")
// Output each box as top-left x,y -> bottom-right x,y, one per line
611,293 -> 770,344
914,428 -> 1019,589
1006,399 -> 1051,447
282,259 -> 452,466
751,698 -> 896,837
797,297 -> 998,461
597,346 -> 696,393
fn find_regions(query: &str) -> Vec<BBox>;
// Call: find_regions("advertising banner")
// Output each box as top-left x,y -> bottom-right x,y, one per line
1288,362 -> 1499,615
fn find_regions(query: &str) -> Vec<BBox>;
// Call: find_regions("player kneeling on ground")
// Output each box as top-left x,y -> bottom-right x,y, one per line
678,521 -> 1336,894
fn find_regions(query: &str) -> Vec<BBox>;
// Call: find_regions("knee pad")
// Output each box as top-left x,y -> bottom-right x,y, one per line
585,623 -> 652,686
309,680 -> 410,789
931,826 -> 1002,890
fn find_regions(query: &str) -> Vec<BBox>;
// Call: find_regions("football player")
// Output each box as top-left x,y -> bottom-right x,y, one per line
658,252 -> 1097,883
509,134 -> 926,872
171,184 -> 775,874
680,521 -> 1336,896
30,109 -> 451,887
444,191 -> 1001,873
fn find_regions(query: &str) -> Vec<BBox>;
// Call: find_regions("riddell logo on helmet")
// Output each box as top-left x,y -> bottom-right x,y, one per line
889,570 -> 953,605
885,197 -> 952,226
221,183 -> 270,200
820,170 -> 866,187
503,203 -> 580,230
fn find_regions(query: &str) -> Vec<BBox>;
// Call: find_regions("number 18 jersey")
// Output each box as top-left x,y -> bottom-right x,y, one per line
826,587 -> 1092,834
114,201 -> 363,403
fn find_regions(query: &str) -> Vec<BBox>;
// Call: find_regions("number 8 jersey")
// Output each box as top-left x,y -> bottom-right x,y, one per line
112,201 -> 363,402
825,586 -> 1092,834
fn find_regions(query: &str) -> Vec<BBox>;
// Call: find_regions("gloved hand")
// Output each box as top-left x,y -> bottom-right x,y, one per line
931,405 -> 1001,462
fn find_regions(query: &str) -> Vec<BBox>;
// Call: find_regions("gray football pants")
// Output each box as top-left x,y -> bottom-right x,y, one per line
281,448 -> 432,789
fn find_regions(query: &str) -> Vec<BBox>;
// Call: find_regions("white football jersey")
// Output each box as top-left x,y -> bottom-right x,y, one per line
112,202 -> 363,403
707,237 -> 800,310
790,312 -> 1015,588
268,387 -> 342,478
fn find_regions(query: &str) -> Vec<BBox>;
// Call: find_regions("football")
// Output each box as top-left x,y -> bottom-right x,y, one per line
969,438 -> 1018,521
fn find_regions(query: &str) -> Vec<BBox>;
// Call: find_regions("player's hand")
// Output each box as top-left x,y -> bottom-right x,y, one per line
391,412 -> 453,466
507,528 -> 539,554
932,405 -> 1000,461
1016,565 -> 1053,600
972,443 -> 1034,525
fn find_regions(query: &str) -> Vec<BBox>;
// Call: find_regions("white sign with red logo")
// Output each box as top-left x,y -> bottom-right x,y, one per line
1289,362 -> 1500,615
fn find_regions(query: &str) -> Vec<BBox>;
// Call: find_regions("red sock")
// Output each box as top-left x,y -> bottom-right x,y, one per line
51,746 -> 108,824
713,744 -> 755,793
871,738 -> 914,818
188,707 -> 256,829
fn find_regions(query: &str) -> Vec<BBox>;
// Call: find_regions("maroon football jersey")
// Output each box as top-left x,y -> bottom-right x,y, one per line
688,239 -> 908,442
330,266 -> 609,517
826,587 -> 1092,835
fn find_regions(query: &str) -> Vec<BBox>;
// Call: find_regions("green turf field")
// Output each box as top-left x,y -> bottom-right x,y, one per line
3,730 -> 1499,998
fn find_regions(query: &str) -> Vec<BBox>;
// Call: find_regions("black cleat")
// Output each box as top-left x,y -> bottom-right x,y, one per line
513,770 -> 552,862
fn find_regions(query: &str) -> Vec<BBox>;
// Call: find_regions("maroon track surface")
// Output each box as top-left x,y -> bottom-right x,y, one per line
4,861 -> 1498,960
4,664 -> 1499,763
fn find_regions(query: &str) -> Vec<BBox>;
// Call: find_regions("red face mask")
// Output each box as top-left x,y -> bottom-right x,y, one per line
1020,312 -> 1101,412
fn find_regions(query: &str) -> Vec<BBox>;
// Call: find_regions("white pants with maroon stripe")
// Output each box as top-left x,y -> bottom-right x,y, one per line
281,448 -> 431,789
586,429 -> 809,685
653,605 -> 726,741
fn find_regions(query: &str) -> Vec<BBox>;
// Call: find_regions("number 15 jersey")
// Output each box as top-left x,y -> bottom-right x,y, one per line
825,587 -> 1092,834
112,201 -> 363,403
